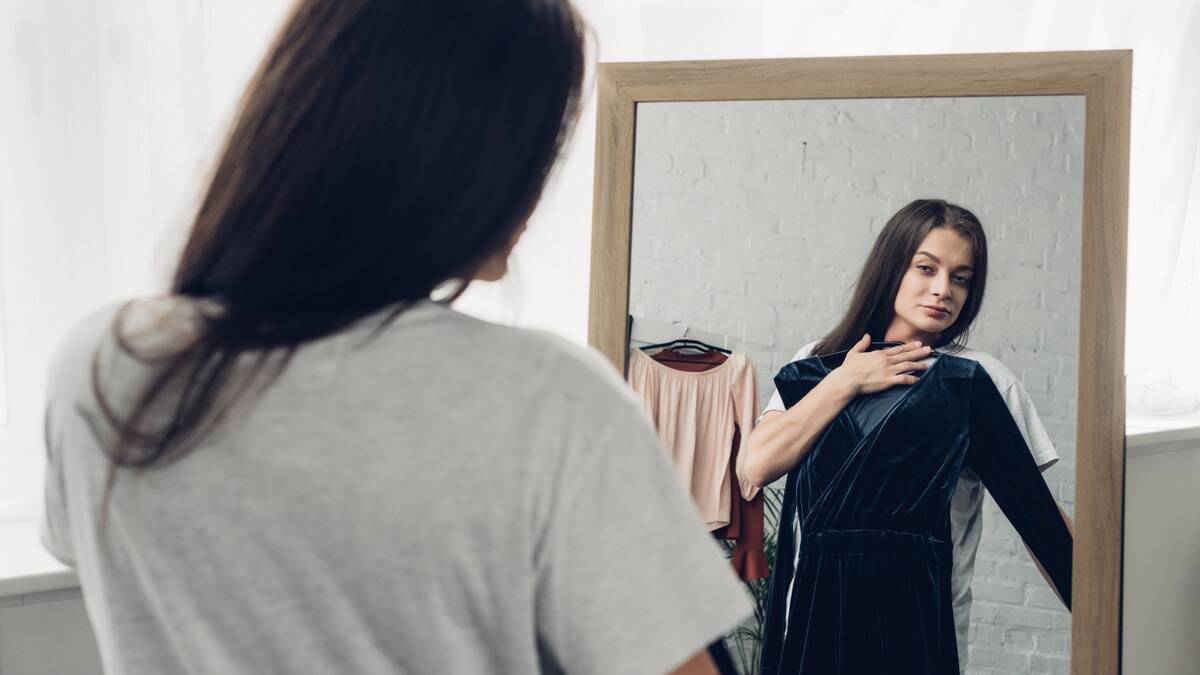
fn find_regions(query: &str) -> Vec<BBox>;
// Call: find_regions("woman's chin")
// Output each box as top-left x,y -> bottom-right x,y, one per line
909,316 -> 951,334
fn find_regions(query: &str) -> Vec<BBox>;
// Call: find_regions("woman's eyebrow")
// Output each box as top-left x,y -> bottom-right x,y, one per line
915,250 -> 972,271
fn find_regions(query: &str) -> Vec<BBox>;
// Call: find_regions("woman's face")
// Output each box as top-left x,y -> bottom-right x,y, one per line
886,227 -> 974,343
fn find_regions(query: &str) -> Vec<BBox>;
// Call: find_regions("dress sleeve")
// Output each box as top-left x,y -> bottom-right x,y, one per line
533,395 -> 752,675
965,365 -> 1073,608
733,356 -> 761,500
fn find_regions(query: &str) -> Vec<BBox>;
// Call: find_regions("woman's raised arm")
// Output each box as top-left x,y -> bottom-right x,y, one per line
741,336 -> 931,486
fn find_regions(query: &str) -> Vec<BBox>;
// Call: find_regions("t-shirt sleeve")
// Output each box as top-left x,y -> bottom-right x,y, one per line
998,379 -> 1059,470
40,397 -> 76,566
757,342 -> 817,424
759,388 -> 785,424
37,302 -> 124,567
533,391 -> 753,675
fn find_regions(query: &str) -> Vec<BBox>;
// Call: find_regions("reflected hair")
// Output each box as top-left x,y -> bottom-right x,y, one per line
811,198 -> 988,356
89,0 -> 588,508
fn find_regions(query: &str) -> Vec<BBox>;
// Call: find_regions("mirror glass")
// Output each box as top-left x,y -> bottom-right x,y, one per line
626,95 -> 1083,674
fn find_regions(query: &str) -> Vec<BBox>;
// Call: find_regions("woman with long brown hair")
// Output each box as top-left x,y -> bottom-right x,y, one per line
39,1 -> 750,673
743,199 -> 1074,674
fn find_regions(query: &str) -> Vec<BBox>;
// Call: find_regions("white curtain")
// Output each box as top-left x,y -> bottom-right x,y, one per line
1,0 -> 1197,519
1122,2 -> 1200,417
0,0 -> 294,519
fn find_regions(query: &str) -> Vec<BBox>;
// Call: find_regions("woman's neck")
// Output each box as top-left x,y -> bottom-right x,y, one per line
882,326 -> 940,346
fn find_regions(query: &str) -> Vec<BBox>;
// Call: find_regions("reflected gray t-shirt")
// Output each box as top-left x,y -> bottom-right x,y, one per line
41,297 -> 752,675
760,341 -> 1059,671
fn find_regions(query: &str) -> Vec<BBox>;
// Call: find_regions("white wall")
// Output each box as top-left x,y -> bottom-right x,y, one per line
629,96 -> 1082,673
1122,443 -> 1200,674
0,591 -> 101,675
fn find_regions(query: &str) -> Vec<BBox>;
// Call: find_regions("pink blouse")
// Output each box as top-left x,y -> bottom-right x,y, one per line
627,348 -> 760,531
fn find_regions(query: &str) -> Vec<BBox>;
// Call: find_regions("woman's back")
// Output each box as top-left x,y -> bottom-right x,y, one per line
43,297 -> 751,674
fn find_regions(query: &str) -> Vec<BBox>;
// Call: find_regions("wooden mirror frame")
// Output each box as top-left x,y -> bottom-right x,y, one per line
587,50 -> 1130,675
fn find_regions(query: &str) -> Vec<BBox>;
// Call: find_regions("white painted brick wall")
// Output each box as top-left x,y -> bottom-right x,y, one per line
628,96 -> 1083,673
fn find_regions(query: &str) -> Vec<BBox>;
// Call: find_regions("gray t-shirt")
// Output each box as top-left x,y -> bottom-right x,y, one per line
760,341 -> 1059,671
40,297 -> 752,675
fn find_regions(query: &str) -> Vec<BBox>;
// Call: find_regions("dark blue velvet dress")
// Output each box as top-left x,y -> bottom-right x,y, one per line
759,344 -> 1073,675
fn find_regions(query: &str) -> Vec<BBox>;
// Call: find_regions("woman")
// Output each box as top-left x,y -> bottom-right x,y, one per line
743,199 -> 1074,673
39,1 -> 750,673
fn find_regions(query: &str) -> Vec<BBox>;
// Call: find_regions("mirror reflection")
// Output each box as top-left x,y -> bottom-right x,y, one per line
626,96 -> 1083,674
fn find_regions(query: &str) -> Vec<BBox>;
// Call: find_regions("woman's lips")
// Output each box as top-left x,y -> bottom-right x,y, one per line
921,305 -> 950,317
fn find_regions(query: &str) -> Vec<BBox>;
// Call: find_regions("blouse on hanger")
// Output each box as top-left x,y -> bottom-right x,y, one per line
640,348 -> 769,582
627,347 -> 760,531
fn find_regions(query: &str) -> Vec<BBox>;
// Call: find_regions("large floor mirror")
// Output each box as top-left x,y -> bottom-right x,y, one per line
588,51 -> 1129,674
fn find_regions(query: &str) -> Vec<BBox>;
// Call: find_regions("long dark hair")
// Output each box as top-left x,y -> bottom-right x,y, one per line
90,0 -> 587,497
811,198 -> 988,356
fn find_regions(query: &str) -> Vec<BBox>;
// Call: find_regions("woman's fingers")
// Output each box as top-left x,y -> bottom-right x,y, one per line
890,360 -> 930,375
850,333 -> 871,353
890,340 -> 919,351
888,343 -> 929,363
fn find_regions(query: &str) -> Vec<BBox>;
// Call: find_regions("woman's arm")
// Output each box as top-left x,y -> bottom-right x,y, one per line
741,374 -> 857,487
741,337 -> 932,487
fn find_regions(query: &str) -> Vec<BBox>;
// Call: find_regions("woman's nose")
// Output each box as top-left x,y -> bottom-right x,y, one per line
931,275 -> 951,299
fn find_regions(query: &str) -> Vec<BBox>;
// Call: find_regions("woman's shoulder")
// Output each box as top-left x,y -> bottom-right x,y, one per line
47,296 -> 204,408
524,328 -> 640,405
413,305 -> 640,413
939,345 -> 1019,392
786,340 -> 820,362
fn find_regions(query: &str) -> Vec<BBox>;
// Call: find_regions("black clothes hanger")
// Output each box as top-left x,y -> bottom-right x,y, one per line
626,314 -> 732,356
639,337 -> 732,355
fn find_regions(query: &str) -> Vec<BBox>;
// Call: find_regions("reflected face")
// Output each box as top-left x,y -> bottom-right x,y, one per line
887,227 -> 974,343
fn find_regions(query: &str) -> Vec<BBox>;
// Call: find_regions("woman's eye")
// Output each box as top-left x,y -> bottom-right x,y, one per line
954,276 -> 971,285
917,264 -> 933,273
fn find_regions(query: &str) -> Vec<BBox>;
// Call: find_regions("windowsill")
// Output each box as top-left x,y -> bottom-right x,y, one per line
0,519 -> 78,602
1127,412 -> 1200,458
1,417 -> 1197,603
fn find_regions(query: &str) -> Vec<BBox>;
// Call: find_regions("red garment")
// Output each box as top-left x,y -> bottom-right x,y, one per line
712,428 -> 769,581
647,348 -> 768,582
